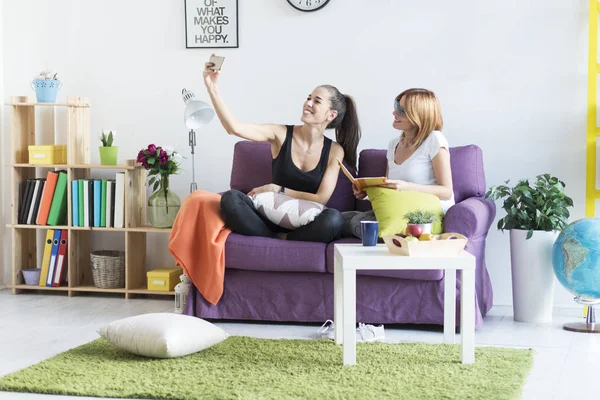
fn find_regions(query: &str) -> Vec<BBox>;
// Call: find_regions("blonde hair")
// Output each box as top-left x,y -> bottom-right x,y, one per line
396,88 -> 443,148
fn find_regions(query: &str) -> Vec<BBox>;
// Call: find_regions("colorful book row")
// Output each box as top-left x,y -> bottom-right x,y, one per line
70,173 -> 125,228
38,229 -> 68,287
19,171 -> 68,226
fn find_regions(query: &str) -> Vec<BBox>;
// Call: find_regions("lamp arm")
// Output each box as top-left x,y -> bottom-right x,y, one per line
189,129 -> 197,193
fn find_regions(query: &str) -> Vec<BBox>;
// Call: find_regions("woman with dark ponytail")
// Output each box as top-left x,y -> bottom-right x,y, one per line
203,57 -> 361,243
319,85 -> 361,169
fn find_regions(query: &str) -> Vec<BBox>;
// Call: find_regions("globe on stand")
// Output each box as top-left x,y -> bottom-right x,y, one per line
552,217 -> 600,333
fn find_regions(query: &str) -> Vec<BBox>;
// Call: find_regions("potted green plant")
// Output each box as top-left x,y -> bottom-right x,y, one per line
98,129 -> 118,166
404,210 -> 439,237
486,174 -> 574,323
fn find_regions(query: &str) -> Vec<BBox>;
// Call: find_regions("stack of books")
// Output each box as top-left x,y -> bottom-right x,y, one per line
71,173 -> 125,228
18,171 -> 127,228
19,171 -> 69,226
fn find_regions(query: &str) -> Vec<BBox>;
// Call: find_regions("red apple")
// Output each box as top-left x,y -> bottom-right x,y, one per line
406,224 -> 423,238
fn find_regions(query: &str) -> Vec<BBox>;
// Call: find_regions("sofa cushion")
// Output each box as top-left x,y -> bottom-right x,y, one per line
364,187 -> 443,236
357,149 -> 388,180
448,145 -> 486,202
356,149 -> 386,212
327,160 -> 356,212
225,233 -> 327,273
230,141 -> 272,195
355,145 -> 487,211
251,192 -> 325,229
325,239 -> 444,281
230,140 -> 356,212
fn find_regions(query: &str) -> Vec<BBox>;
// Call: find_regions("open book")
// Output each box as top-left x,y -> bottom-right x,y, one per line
337,159 -> 387,191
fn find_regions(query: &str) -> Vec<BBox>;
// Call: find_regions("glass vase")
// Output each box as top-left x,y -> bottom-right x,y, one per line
147,176 -> 181,228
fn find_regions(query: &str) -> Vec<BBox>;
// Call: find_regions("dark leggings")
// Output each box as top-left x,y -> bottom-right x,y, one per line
220,189 -> 343,243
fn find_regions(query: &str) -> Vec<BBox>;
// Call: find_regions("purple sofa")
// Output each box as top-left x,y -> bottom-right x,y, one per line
185,141 -> 495,328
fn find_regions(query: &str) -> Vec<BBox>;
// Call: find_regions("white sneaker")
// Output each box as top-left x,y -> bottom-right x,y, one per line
357,322 -> 385,342
317,320 -> 385,342
316,319 -> 335,340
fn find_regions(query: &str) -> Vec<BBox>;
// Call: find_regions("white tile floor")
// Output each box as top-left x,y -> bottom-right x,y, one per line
0,289 -> 597,400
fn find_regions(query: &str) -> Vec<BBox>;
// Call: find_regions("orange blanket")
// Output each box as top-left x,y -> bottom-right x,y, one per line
168,190 -> 231,305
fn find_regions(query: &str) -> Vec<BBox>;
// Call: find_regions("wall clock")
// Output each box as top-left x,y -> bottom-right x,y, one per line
287,0 -> 330,12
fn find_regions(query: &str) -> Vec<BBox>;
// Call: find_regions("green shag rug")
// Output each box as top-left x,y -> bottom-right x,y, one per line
0,336 -> 533,400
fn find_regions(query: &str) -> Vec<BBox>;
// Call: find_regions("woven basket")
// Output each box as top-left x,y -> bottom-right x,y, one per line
90,250 -> 125,289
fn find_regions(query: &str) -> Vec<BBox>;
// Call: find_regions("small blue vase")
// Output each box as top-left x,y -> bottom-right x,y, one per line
30,79 -> 62,103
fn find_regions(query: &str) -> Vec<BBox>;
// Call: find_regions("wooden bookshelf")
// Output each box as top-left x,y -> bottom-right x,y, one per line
13,163 -> 136,170
9,284 -> 70,292
6,96 -> 176,299
13,163 -> 68,168
6,101 -> 91,107
6,225 -> 173,233
127,288 -> 176,296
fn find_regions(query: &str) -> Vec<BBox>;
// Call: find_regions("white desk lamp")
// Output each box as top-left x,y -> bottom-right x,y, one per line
182,88 -> 215,193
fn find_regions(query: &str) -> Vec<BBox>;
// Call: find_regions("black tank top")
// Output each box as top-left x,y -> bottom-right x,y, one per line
272,125 -> 332,194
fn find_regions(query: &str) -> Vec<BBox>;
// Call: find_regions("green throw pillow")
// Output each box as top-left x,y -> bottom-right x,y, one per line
364,187 -> 444,237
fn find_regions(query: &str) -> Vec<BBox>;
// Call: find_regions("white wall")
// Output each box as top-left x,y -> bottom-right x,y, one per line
1,0 -> 589,306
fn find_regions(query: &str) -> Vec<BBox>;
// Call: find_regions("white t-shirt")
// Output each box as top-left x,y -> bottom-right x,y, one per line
386,130 -> 455,213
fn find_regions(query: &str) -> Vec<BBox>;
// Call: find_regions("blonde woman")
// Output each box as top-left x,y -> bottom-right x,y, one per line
342,88 -> 454,238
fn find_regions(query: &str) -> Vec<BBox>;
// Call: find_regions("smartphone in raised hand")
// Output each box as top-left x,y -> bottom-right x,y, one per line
209,55 -> 225,71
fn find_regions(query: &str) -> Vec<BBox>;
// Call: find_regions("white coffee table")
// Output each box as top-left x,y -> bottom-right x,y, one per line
333,243 -> 476,366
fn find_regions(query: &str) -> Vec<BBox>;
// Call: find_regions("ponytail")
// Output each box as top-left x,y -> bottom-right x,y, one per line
335,95 -> 361,168
318,85 -> 362,168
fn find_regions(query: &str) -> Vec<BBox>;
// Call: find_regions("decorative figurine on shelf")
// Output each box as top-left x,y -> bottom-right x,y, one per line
31,69 -> 62,103
98,129 -> 118,166
137,144 -> 183,228
174,273 -> 191,314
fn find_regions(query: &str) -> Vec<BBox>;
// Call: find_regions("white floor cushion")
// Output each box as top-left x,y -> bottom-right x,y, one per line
98,312 -> 229,358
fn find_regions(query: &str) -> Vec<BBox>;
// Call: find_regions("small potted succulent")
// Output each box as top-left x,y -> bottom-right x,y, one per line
404,210 -> 439,237
30,69 -> 62,103
98,129 -> 118,165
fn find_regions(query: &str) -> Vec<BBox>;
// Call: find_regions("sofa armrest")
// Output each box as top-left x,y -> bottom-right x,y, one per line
444,197 -> 496,240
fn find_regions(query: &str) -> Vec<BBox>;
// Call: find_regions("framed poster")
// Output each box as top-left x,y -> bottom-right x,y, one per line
184,0 -> 239,48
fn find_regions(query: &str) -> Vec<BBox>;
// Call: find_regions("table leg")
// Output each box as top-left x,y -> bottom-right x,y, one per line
342,269 -> 356,366
461,267 -> 475,364
444,268 -> 456,344
334,254 -> 343,345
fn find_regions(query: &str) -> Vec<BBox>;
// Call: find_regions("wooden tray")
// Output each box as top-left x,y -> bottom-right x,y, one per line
382,233 -> 468,257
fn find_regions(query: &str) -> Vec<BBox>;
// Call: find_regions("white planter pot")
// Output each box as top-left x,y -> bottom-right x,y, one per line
509,229 -> 558,323
420,223 -> 432,234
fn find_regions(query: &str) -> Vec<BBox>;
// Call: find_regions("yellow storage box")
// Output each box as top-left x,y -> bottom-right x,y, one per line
147,267 -> 183,292
28,145 -> 67,164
